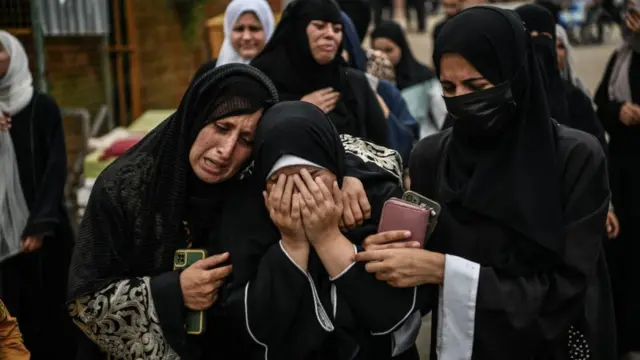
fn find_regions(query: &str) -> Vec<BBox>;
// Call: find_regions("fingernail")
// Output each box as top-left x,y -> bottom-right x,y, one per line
404,231 -> 411,237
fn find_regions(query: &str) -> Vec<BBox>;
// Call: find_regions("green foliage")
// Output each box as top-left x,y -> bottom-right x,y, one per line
167,0 -> 217,45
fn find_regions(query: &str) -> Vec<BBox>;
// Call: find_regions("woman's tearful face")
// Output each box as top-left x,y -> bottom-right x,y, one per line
306,20 -> 343,65
231,11 -> 267,60
189,109 -> 263,183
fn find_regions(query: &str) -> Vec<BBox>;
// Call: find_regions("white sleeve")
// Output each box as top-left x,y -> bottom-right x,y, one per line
428,81 -> 448,131
436,255 -> 480,360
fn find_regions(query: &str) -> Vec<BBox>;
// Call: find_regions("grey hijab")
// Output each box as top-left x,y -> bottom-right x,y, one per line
608,0 -> 640,102
556,24 -> 591,97
0,131 -> 29,263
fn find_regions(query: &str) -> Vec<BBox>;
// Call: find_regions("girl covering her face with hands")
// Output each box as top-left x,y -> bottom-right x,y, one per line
225,101 -> 421,360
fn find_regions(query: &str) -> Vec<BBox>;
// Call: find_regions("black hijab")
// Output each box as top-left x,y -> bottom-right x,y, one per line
516,4 -> 572,126
228,100 -> 346,297
251,0 -> 364,137
68,63 -> 279,299
337,0 -> 371,42
433,7 -> 564,257
251,0 -> 345,96
253,101 -> 346,185
371,21 -> 435,90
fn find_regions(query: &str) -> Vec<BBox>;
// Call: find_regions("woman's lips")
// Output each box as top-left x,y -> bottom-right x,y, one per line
202,158 -> 226,175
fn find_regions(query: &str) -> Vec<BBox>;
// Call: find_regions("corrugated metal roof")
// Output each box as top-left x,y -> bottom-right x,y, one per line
37,0 -> 109,36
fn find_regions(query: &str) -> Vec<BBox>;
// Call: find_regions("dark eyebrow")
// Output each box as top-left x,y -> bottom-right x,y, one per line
461,77 -> 487,86
240,130 -> 254,139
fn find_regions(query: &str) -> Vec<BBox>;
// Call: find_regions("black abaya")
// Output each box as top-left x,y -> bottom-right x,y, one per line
224,101 -> 419,360
0,92 -> 76,360
411,127 -> 614,359
594,49 -> 640,354
410,6 -> 615,359
563,80 -> 608,151
67,64 -> 280,360
250,0 -> 389,147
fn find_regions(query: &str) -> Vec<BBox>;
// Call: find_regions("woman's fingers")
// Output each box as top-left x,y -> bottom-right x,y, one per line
332,181 -> 343,212
280,176 -> 294,214
300,169 -> 324,202
364,259 -> 393,273
270,174 -> 287,206
357,190 -> 372,220
293,174 -> 318,208
299,197 -> 312,219
342,199 -> 356,229
363,230 -> 412,246
349,196 -> 364,226
369,241 -> 421,251
354,249 -> 389,263
291,193 -> 302,221
316,177 -> 333,201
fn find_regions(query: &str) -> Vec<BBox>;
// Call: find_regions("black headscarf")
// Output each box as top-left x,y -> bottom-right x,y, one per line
251,0 -> 364,137
253,101 -> 346,185
535,0 -> 562,23
516,4 -> 572,126
433,7 -> 564,257
68,63 -> 279,299
371,21 -> 435,90
251,0 -> 345,96
337,0 -> 371,41
228,100 -> 347,299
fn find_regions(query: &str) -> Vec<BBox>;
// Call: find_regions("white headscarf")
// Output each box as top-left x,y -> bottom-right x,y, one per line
216,0 -> 275,67
0,31 -> 30,263
555,24 -> 591,98
0,31 -> 34,116
266,155 -> 326,180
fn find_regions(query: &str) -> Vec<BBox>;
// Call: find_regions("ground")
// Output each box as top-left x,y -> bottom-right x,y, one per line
392,9 -> 622,359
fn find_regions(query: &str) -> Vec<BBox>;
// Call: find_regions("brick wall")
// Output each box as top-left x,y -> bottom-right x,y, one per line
132,0 -> 231,110
44,37 -> 106,116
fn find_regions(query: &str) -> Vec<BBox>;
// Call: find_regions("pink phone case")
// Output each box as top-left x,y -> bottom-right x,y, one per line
377,198 -> 430,247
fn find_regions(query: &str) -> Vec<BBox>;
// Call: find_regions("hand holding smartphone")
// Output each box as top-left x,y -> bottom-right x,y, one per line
377,191 -> 441,247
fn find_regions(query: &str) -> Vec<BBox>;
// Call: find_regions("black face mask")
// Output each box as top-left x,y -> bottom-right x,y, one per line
444,81 -> 516,141
531,36 -> 557,75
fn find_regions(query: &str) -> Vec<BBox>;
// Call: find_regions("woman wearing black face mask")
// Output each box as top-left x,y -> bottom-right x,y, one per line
354,6 -> 616,359
515,4 -> 572,128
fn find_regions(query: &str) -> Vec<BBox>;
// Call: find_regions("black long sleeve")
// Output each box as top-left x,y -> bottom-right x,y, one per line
473,131 -> 609,348
566,84 -> 608,153
225,242 -> 335,359
594,52 -> 625,136
23,96 -> 67,237
331,261 -> 417,335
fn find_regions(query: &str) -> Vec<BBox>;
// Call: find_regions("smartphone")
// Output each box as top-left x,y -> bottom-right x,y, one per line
402,191 -> 442,244
378,198 -> 431,247
174,249 -> 207,335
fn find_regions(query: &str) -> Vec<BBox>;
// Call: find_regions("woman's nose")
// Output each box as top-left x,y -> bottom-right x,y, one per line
242,30 -> 252,40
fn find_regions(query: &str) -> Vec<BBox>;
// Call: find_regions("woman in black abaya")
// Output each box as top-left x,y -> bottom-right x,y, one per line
355,7 -> 615,359
224,101 -> 421,360
67,63 -> 279,360
250,0 -> 389,147
594,0 -> 640,355
516,4 -> 608,150
0,31 -> 76,360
